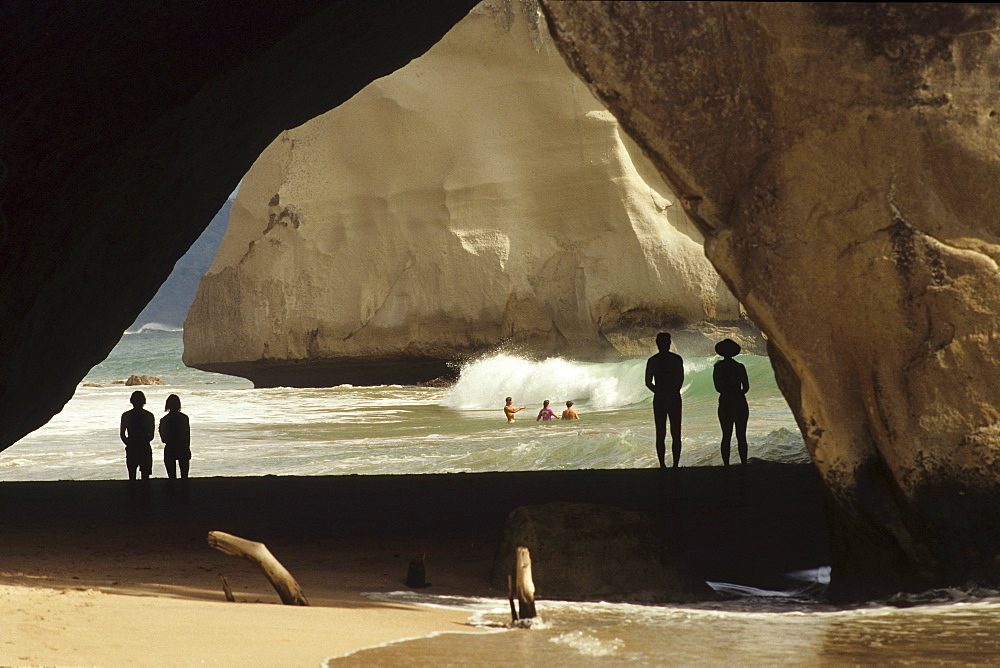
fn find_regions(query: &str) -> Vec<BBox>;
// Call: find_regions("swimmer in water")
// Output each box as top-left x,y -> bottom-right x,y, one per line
536,399 -> 556,421
504,397 -> 526,423
561,400 -> 579,420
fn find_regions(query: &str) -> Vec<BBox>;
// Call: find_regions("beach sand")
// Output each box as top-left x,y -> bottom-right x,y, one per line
1,464 -> 828,665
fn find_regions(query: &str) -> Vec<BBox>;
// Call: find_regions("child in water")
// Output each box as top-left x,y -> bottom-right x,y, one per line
536,399 -> 556,421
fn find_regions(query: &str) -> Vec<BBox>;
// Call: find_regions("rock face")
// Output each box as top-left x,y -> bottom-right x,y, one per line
124,375 -> 164,387
130,197 -> 233,331
0,0 -> 477,450
542,2 -> 1000,599
490,502 -> 716,603
182,0 -> 745,386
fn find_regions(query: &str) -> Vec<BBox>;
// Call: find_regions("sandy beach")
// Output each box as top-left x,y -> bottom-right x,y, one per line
1,464 -> 827,665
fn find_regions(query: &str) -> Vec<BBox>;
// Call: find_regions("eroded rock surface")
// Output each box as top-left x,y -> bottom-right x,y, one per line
183,0 -> 749,386
543,1 -> 1000,598
491,502 -> 716,602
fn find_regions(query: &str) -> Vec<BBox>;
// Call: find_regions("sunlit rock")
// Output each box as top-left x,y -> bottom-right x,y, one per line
124,375 -> 164,386
183,0 -> 751,387
491,502 -> 716,603
542,1 -> 1000,598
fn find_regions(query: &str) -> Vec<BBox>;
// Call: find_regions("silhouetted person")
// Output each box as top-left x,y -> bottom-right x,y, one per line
561,401 -> 579,420
504,397 -> 527,422
159,393 -> 191,479
120,390 -> 154,480
714,338 -> 750,465
645,332 -> 684,468
536,399 -> 556,421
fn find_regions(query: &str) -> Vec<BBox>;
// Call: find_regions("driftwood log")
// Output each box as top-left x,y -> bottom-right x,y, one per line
515,546 -> 536,619
206,530 -> 308,606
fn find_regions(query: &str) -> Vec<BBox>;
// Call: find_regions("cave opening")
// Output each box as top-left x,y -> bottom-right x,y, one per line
3,0 -> 832,608
4,0 -> 812,486
7,6 -> 1000,660
0,0 -> 830,594
47,2 -> 1000,662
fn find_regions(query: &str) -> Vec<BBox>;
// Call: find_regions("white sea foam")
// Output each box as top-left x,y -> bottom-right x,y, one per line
126,322 -> 184,334
442,353 -> 650,410
549,630 -> 625,657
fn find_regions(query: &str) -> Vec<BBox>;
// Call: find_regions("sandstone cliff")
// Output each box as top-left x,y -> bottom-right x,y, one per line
543,2 -> 1000,599
182,0 -> 746,386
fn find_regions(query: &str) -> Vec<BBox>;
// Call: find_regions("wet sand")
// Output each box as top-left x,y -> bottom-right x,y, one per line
1,463 -> 828,665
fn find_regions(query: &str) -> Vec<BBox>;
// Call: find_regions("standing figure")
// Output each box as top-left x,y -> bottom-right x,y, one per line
561,401 -> 579,420
504,397 -> 527,422
120,390 -> 155,480
159,393 -> 191,479
536,399 -> 556,421
713,338 -> 750,466
645,332 -> 684,468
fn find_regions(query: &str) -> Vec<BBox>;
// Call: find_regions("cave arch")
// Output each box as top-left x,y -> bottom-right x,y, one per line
5,1 -> 1000,599
0,0 -> 478,450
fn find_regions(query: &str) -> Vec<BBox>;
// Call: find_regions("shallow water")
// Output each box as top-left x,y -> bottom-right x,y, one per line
1,330 -> 807,481
326,590 -> 1000,666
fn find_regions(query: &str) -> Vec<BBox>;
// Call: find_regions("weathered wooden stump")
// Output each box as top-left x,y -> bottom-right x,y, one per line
516,545 -> 536,619
406,552 -> 431,588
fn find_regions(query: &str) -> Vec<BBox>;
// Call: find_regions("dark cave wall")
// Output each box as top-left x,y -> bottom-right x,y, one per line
0,0 -> 477,449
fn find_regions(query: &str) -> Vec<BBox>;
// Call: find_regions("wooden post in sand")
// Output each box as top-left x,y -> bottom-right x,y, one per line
206,531 -> 309,606
406,553 -> 428,588
219,574 -> 236,602
507,574 -> 518,622
515,546 -> 536,619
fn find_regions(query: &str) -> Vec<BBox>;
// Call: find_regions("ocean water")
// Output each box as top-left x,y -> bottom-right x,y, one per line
5,329 -> 999,664
328,588 -> 1000,666
0,328 -> 808,481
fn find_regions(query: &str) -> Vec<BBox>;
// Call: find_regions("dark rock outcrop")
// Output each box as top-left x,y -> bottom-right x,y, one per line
0,0 -> 477,449
124,375 -> 163,387
491,502 -> 716,603
542,1 -> 1000,599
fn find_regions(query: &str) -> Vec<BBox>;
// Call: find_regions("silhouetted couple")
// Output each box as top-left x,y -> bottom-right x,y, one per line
645,332 -> 749,468
120,391 -> 191,480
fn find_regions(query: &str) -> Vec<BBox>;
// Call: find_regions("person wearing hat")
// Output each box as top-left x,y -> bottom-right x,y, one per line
713,338 -> 750,465
120,390 -> 155,480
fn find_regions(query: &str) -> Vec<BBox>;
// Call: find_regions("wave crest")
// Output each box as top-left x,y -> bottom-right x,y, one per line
442,353 -> 651,410
126,322 -> 183,335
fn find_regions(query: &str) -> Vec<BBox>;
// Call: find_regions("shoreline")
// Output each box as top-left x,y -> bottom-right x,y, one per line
2,465 -> 828,664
